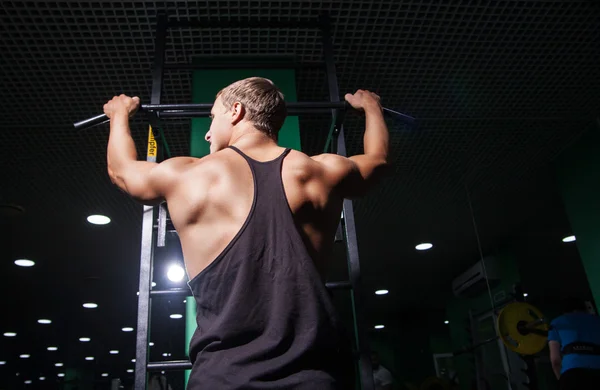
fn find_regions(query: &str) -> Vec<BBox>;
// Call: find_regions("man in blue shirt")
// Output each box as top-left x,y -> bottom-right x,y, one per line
547,297 -> 600,388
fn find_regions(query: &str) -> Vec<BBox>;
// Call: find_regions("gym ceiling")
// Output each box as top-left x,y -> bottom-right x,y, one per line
1,0 -> 598,385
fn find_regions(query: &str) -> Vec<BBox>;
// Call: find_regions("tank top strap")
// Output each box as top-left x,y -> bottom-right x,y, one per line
228,145 -> 291,165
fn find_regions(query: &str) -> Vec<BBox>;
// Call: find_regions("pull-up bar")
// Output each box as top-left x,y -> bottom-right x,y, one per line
73,101 -> 415,130
74,101 -> 348,131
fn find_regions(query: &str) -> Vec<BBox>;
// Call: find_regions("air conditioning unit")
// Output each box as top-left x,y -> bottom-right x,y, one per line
452,257 -> 500,298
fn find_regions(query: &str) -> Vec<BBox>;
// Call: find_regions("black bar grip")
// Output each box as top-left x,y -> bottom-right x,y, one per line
74,113 -> 109,130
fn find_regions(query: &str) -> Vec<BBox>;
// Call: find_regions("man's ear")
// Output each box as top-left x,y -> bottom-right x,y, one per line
231,102 -> 245,125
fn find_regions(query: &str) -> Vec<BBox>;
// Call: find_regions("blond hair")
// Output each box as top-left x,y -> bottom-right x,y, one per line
216,77 -> 287,138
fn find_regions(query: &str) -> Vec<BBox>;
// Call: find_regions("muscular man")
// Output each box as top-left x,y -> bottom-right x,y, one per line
104,77 -> 389,389
548,296 -> 600,389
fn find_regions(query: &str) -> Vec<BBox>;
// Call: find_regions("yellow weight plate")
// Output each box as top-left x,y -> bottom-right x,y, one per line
497,302 -> 549,355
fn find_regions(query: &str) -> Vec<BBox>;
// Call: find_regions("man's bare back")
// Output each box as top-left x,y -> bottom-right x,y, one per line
164,145 -> 346,280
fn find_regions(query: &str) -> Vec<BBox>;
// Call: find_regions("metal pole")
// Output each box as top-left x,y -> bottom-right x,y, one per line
321,13 -> 374,390
134,13 -> 167,390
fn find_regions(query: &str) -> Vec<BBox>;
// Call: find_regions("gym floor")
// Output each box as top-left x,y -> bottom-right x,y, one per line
1,2 -> 599,389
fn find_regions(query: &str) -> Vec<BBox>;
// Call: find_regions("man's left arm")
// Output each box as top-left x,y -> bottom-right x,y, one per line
547,322 -> 562,380
105,94 -> 196,205
549,340 -> 562,380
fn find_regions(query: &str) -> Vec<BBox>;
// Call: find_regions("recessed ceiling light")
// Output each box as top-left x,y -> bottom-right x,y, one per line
444,320 -> 449,324
39,377 -> 45,380
167,264 -> 185,282
415,243 -> 433,251
375,289 -> 389,295
152,282 -> 156,287
149,342 -> 154,347
162,353 -> 169,357
4,332 -> 17,337
20,354 -> 30,359
14,259 -> 35,267
0,361 -> 6,365
55,363 -> 63,367
87,215 -> 111,225
57,373 -> 65,377
562,235 -> 576,243
24,380 -> 32,384
82,302 -> 98,309
102,373 -> 109,377
374,325 -> 385,330
47,347 -> 58,351
85,357 -> 94,361
170,314 -> 183,319
109,350 -> 119,355
183,299 -> 187,303
122,327 -> 134,332
79,337 -> 91,342
131,358 -> 136,362
523,293 -> 529,297
127,369 -> 134,373
38,319 -> 52,324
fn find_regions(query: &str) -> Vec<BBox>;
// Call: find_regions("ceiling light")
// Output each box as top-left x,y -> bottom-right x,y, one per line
562,235 -> 576,243
79,337 -> 91,342
14,259 -> 35,267
149,342 -> 154,347
415,243 -> 433,251
167,265 -> 185,282
102,373 -> 108,377
85,357 -> 94,361
55,363 -> 63,367
4,332 -> 17,337
87,215 -> 111,225
523,293 -> 529,297
0,361 -> 6,365
39,377 -> 45,380
152,282 -> 156,287
162,353 -> 169,357
38,319 -> 51,324
375,289 -> 389,295
170,314 -> 183,319
131,358 -> 136,362
374,325 -> 385,330
58,373 -> 65,377
24,380 -> 32,384
82,303 -> 98,309
47,347 -> 58,351
109,350 -> 119,355
183,299 -> 187,303
444,320 -> 449,324
20,354 -> 30,359
122,327 -> 134,332
127,369 -> 134,373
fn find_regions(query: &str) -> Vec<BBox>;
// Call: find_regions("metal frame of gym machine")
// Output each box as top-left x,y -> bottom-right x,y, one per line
133,13 -> 374,390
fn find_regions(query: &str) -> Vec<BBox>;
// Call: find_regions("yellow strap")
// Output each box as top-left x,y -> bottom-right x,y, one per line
147,125 -> 157,162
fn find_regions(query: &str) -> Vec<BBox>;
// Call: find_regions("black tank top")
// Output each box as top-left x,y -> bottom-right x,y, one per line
186,146 -> 354,389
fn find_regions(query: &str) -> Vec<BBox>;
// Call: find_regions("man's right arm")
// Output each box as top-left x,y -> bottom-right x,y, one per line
313,89 -> 390,198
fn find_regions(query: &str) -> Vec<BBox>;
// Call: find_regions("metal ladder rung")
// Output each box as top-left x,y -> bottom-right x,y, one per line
147,360 -> 192,371
325,281 -> 352,290
150,289 -> 190,297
